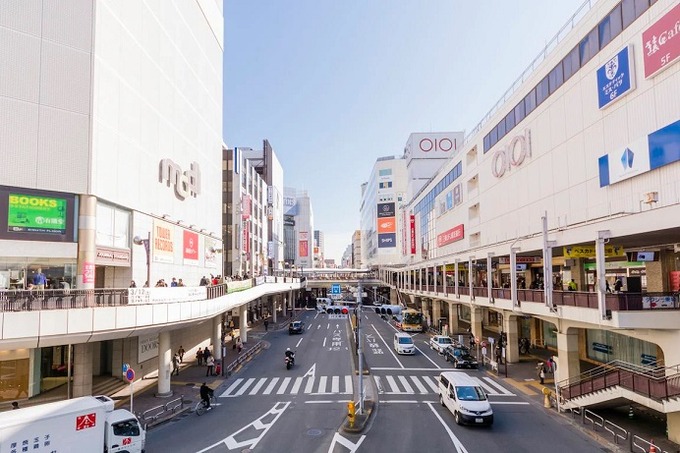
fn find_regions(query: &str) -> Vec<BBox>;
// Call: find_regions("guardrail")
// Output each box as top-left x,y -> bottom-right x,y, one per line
225,341 -> 264,375
137,394 -> 186,428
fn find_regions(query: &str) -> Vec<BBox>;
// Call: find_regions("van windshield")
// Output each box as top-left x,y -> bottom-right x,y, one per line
455,386 -> 487,401
398,337 -> 413,344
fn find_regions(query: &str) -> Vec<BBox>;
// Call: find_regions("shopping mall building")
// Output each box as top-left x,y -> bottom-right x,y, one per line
379,0 -> 680,441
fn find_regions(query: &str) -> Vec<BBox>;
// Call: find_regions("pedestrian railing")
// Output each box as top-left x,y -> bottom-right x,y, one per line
567,407 -> 669,453
137,394 -> 186,429
224,341 -> 264,375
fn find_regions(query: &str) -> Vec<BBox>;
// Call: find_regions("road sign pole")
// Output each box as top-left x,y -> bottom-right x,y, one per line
357,281 -> 364,415
130,381 -> 134,413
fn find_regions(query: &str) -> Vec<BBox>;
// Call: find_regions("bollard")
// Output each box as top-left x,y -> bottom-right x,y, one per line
542,387 -> 551,408
347,401 -> 356,428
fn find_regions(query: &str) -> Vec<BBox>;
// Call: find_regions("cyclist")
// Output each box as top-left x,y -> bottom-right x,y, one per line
199,382 -> 214,409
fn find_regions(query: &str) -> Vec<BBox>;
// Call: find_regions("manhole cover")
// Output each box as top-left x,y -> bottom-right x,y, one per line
306,428 -> 323,437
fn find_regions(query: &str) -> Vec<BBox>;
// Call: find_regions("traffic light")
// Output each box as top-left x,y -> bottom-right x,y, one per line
347,401 -> 356,427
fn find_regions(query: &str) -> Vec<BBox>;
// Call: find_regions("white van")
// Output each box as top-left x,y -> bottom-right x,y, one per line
394,332 -> 415,355
438,371 -> 493,426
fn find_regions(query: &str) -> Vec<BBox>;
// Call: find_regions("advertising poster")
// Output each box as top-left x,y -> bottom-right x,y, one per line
642,2 -> 680,78
377,216 -> 396,233
7,193 -> 67,234
138,334 -> 159,363
437,224 -> 465,247
82,261 -> 95,284
597,46 -> 634,109
204,237 -> 218,268
670,271 -> 680,292
410,215 -> 416,255
153,219 -> 174,263
183,230 -> 199,265
299,240 -> 309,257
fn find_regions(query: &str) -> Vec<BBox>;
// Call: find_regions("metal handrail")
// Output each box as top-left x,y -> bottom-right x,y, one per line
138,394 -> 185,428
225,341 -> 263,374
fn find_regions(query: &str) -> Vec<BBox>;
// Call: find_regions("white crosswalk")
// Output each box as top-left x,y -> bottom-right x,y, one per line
219,375 -> 353,398
375,375 -> 515,396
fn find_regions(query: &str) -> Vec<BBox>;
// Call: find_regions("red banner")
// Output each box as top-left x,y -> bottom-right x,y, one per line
643,3 -> 680,78
410,215 -> 416,255
670,271 -> 680,292
242,224 -> 250,254
299,240 -> 308,257
437,224 -> 464,247
183,230 -> 199,262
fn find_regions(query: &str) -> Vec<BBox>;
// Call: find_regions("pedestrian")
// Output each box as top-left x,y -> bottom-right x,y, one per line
205,355 -> 215,376
172,353 -> 180,376
567,279 -> 577,291
614,278 -> 623,293
11,401 -> 19,410
549,356 -> 556,374
170,277 -> 178,287
538,363 -> 546,384
203,346 -> 211,362
236,338 -> 243,354
196,348 -> 204,366
264,319 -> 269,331
177,278 -> 185,287
129,281 -> 137,288
177,345 -> 185,363
605,280 -> 612,293
200,276 -> 208,286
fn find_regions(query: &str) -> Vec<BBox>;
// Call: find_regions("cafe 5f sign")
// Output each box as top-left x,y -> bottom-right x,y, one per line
491,129 -> 532,178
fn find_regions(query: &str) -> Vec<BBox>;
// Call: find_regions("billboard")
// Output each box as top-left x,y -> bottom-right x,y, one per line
410,215 -> 416,255
378,233 -> 396,248
183,230 -> 199,265
377,202 -> 395,218
299,240 -> 309,257
0,187 -> 76,242
437,224 -> 465,247
643,3 -> 680,78
153,219 -> 175,263
377,216 -> 396,233
403,132 -> 464,161
597,46 -> 634,109
204,237 -> 218,268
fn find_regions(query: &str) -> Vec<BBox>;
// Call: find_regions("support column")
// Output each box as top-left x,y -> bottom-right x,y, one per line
239,304 -> 248,343
72,343 -> 93,398
213,316 -> 221,360
432,300 -> 441,332
77,195 -> 97,292
389,288 -> 398,305
272,298 -> 277,323
470,307 -> 483,341
502,314 -> 519,363
421,299 -> 430,328
668,412 -> 680,444
157,331 -> 172,396
448,302 -> 459,333
556,330 -> 580,382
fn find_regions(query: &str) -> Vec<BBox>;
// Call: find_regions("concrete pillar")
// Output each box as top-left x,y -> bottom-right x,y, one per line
213,316 -> 222,360
280,295 -> 286,318
556,330 -> 580,382
157,331 -> 172,396
272,299 -> 277,323
390,288 -> 398,305
77,194 -> 97,292
645,260 -> 664,292
503,314 -> 519,363
448,302 -> 459,333
470,307 -> 483,341
432,300 -> 441,331
239,304 -> 248,343
668,412 -> 680,444
72,343 -> 93,397
421,299 -> 430,328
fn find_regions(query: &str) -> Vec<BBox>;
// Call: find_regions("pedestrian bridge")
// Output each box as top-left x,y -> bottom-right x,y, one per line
0,277 -> 300,349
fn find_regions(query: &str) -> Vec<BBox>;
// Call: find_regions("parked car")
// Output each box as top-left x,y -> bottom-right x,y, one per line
288,321 -> 305,335
444,346 -> 479,369
430,335 -> 454,354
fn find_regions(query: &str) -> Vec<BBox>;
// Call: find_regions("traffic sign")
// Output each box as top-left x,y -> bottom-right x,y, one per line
122,363 -> 129,373
331,284 -> 341,295
125,368 -> 135,381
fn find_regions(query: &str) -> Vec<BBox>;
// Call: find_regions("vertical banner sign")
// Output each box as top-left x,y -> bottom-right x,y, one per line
401,211 -> 408,255
410,215 -> 416,255
204,237 -> 217,268
82,262 -> 95,284
242,195 -> 251,220
153,219 -> 174,263
642,3 -> 680,78
670,271 -> 680,292
299,231 -> 309,257
242,222 -> 250,254
183,230 -> 199,265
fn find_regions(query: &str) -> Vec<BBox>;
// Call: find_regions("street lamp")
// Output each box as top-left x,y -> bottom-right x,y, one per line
133,233 -> 151,287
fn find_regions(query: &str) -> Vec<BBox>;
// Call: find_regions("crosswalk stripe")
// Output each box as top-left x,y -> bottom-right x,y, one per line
471,377 -> 496,395
249,378 -> 268,395
482,377 -> 513,395
410,376 -> 428,394
277,377 -> 291,394
304,376 -> 315,394
317,376 -> 328,393
398,376 -> 414,393
344,375 -> 353,394
291,377 -> 304,394
220,378 -> 243,397
235,377 -> 256,396
421,376 -> 439,393
263,377 -> 279,395
385,376 -> 403,394
331,376 -> 340,393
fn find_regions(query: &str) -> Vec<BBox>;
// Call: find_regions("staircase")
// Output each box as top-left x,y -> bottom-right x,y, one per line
558,360 -> 680,413
92,375 -> 128,399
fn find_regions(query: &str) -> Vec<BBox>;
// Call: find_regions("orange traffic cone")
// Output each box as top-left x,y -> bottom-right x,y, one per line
649,439 -> 657,453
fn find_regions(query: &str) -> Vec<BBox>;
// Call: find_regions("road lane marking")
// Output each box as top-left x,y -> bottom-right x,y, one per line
304,376 -> 315,393
328,433 -> 366,453
372,367 -> 442,371
374,376 -> 383,393
426,402 -> 469,453
263,377 -> 279,394
290,377 -> 304,394
410,375 -> 428,394
307,324 -> 312,330
235,377 -> 256,396
421,375 -> 440,393
219,378 -> 244,397
371,323 -> 404,369
385,376 -> 403,394
296,337 -> 304,347
489,401 -> 529,405
482,376 -> 513,395
317,376 -> 328,393
323,337 -> 327,347
304,364 -> 316,378
249,377 -> 268,395
277,377 -> 291,394
327,323 -> 330,329
398,376 -> 414,393
344,375 -> 353,394
331,376 -> 340,393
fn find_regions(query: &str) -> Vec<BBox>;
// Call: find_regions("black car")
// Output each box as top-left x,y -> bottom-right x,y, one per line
288,321 -> 304,335
444,346 -> 479,369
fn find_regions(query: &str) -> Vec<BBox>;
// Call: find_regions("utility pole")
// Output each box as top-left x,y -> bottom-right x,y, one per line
357,280 -> 364,415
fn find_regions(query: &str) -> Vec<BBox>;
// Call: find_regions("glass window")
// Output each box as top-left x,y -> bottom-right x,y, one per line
113,209 -> 129,249
483,133 -> 491,153
562,46 -> 580,81
579,28 -> 599,66
497,118 -> 506,140
536,76 -> 550,105
505,110 -> 515,134
524,89 -> 537,115
548,62 -> 564,94
112,419 -> 141,437
514,101 -> 525,126
599,5 -> 623,50
96,203 -> 114,246
490,126 -> 498,147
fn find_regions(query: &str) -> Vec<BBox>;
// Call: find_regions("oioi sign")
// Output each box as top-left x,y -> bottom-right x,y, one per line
491,129 -> 532,178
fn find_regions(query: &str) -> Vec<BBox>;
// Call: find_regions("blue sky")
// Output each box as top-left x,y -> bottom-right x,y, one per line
223,0 -> 587,263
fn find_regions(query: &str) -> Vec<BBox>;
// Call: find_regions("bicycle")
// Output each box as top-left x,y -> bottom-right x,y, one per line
194,395 -> 216,416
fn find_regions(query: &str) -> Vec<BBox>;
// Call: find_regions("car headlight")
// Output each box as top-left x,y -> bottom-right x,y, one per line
459,406 -> 476,415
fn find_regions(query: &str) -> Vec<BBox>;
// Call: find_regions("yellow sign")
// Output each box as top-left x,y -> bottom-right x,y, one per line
563,245 -> 625,259
153,219 -> 175,264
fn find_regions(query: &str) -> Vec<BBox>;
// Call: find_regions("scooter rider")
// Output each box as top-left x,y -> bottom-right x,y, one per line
200,382 -> 214,408
285,348 -> 295,365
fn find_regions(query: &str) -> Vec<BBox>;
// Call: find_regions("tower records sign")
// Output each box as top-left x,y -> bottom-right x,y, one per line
491,129 -> 532,178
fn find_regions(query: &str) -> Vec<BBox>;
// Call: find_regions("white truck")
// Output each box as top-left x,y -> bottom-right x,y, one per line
0,395 -> 146,453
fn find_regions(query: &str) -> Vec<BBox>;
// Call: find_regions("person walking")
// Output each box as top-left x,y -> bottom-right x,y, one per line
264,319 -> 269,331
205,355 -> 215,376
236,337 -> 243,354
203,347 -> 211,363
538,364 -> 546,384
172,353 -> 180,376
177,345 -> 185,363
196,348 -> 204,366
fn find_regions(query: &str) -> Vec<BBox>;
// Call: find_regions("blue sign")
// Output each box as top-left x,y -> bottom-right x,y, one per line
378,233 -> 396,248
125,368 -> 135,381
331,284 -> 341,295
597,46 -> 634,109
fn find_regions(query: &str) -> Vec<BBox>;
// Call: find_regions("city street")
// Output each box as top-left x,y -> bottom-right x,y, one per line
147,308 -> 607,452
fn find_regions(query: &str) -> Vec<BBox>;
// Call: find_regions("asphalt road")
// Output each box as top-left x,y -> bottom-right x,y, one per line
146,308 -> 609,453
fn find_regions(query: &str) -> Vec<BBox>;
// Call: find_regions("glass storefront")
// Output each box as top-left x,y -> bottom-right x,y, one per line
0,258 -> 76,289
586,329 -> 658,366
541,320 -> 557,348
0,349 -> 30,402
